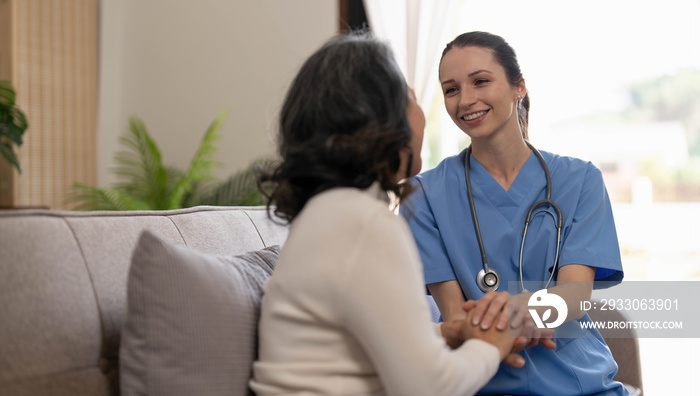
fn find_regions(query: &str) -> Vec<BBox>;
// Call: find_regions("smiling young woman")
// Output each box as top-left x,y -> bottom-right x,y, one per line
402,31 -> 630,396
438,36 -> 531,191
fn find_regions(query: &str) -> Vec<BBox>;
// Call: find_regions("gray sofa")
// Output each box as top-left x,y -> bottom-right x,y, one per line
0,205 -> 642,395
0,206 -> 288,395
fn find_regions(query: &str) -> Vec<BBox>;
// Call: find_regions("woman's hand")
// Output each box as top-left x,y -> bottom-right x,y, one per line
460,309 -> 516,363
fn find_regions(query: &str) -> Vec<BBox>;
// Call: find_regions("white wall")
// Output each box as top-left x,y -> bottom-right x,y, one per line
97,0 -> 338,186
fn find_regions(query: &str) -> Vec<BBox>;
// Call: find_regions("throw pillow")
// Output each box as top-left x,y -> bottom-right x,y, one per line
120,230 -> 279,396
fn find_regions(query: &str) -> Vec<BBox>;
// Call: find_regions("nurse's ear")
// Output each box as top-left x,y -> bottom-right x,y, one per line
514,79 -> 527,102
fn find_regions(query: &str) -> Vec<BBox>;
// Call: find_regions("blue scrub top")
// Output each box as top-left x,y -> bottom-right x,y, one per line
403,148 -> 628,396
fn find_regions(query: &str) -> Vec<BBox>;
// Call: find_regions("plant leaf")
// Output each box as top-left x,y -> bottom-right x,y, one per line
197,157 -> 278,207
67,110 -> 232,211
0,119 -> 26,145
66,183 -> 151,211
0,80 -> 28,173
0,141 -> 21,173
168,110 -> 226,209
118,116 -> 169,208
0,80 -> 17,109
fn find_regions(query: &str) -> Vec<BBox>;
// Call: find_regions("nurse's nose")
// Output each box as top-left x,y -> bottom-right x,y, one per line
459,88 -> 478,108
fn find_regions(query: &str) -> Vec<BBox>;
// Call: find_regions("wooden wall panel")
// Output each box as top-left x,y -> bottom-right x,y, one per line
0,0 -> 17,207
1,0 -> 97,209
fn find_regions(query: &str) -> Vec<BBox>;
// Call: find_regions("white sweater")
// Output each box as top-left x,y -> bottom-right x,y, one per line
250,184 -> 499,396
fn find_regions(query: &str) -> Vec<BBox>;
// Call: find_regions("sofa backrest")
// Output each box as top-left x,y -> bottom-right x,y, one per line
0,206 -> 288,396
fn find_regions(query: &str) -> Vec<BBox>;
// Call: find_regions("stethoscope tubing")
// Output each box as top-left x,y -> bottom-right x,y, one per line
465,140 -> 564,293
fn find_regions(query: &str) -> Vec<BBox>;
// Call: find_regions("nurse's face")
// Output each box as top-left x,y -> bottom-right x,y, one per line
439,46 -> 525,141
406,89 -> 425,177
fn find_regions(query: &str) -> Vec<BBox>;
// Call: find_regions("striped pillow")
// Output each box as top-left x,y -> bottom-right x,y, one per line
120,230 -> 279,396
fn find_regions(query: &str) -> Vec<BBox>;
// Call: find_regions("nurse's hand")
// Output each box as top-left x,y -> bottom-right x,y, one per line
463,291 -> 511,331
503,293 -> 556,350
503,352 -> 526,368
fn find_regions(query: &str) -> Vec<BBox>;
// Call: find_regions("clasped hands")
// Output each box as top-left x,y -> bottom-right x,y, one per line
448,291 -> 556,368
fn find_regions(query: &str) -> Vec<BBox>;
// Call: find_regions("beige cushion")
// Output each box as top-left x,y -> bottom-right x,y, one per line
119,230 -> 279,396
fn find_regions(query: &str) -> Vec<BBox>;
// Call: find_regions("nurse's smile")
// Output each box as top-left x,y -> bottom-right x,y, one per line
461,109 -> 489,126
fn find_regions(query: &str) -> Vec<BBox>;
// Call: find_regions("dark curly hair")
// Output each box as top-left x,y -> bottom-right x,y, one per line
440,31 -> 530,140
259,32 -> 415,223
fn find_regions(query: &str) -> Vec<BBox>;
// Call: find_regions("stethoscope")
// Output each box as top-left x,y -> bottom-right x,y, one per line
465,140 -> 563,293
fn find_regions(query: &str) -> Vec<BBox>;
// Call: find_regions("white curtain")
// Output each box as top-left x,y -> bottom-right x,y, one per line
362,0 -> 461,111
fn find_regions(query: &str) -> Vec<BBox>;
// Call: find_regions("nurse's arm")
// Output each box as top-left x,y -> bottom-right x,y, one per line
509,263 -> 595,329
428,280 -> 467,322
548,263 -> 595,321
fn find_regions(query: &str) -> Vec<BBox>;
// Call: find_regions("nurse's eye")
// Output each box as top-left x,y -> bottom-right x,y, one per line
443,86 -> 458,95
474,79 -> 490,86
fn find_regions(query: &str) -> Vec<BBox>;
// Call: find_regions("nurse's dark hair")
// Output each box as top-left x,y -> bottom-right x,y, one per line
440,31 -> 529,140
258,31 -> 415,223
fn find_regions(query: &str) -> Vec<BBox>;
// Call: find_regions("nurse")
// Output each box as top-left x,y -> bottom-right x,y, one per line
403,31 -> 629,395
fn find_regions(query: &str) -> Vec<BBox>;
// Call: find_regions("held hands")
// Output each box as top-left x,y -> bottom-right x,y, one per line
463,291 -> 557,352
458,310 -> 520,366
440,318 -> 523,367
438,290 -> 556,368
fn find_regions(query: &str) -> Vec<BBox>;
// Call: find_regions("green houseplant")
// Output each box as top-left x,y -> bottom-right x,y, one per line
0,81 -> 29,173
68,110 -> 277,210
196,157 -> 278,207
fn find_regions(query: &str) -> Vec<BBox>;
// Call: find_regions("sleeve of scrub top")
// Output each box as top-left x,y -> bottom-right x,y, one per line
401,178 -> 458,286
558,163 -> 623,282
341,207 -> 500,396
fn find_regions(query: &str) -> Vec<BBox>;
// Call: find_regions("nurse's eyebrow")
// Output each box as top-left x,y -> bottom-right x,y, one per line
440,70 -> 494,85
468,69 -> 493,77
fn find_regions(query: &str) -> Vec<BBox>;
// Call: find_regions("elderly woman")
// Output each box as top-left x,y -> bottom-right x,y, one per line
249,32 -> 527,396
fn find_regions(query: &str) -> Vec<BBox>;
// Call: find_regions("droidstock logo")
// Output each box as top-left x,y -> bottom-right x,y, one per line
528,289 -> 568,329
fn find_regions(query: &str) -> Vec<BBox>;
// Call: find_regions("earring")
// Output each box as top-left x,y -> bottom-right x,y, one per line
517,94 -> 525,99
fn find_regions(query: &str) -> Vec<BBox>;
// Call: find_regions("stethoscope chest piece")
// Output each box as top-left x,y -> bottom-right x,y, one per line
476,268 -> 500,292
